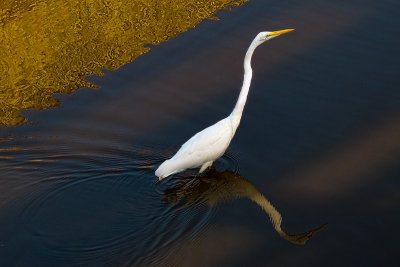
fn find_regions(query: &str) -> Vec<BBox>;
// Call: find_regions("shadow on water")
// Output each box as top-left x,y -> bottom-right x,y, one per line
163,168 -> 326,245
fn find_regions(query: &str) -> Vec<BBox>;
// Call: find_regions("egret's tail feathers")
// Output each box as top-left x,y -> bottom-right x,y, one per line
155,159 -> 178,179
155,161 -> 167,178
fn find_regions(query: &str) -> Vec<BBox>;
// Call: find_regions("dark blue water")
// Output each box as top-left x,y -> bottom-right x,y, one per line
1,0 -> 399,266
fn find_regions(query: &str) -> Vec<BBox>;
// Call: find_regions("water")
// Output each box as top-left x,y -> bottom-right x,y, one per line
1,0 -> 400,266
0,0 -> 248,126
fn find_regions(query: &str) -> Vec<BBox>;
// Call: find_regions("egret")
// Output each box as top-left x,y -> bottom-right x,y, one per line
156,29 -> 294,180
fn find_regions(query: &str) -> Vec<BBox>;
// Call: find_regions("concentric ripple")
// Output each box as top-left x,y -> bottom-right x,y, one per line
0,135 -> 238,266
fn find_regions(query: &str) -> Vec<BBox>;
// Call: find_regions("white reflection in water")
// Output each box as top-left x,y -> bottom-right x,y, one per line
163,167 -> 326,245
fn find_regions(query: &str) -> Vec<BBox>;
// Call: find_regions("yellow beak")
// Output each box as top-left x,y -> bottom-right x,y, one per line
267,29 -> 295,37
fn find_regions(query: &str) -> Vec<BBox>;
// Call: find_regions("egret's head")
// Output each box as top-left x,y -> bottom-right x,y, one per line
256,29 -> 295,44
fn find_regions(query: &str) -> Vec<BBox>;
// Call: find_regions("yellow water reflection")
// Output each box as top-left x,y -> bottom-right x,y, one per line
163,168 -> 326,245
0,0 -> 249,126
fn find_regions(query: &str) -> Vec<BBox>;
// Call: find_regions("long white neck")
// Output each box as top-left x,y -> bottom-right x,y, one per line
229,38 -> 261,132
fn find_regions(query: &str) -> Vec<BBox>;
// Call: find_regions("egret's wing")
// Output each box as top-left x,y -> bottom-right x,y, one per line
173,118 -> 232,159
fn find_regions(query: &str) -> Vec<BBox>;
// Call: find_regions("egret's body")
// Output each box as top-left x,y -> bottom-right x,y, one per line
156,29 -> 294,180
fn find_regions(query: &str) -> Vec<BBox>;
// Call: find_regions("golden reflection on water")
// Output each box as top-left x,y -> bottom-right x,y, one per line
163,168 -> 326,245
0,0 -> 249,126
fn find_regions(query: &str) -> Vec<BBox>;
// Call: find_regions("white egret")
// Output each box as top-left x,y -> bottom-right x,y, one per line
156,29 -> 294,180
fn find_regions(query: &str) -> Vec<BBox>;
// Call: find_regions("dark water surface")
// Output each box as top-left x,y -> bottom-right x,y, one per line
1,0 -> 400,266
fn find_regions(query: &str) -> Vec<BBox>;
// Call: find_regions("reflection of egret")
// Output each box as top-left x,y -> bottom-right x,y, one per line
156,29 -> 294,180
163,168 -> 326,245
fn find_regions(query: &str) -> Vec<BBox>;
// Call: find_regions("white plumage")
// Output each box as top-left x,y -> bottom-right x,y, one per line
156,29 -> 294,180
156,118 -> 233,178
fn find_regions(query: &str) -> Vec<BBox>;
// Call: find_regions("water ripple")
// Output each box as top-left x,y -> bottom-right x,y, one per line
0,135 -> 238,266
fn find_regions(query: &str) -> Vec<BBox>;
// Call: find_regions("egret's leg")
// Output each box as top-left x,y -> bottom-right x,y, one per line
199,161 -> 213,173
208,165 -> 216,173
